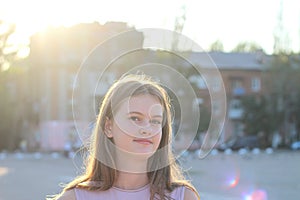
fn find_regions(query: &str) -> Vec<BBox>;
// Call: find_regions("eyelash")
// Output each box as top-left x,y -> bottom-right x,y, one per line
150,120 -> 162,125
130,116 -> 140,122
129,117 -> 162,125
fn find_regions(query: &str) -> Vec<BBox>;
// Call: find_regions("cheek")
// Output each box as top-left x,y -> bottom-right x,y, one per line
111,126 -> 132,145
153,132 -> 162,148
114,118 -> 139,135
112,132 -> 133,152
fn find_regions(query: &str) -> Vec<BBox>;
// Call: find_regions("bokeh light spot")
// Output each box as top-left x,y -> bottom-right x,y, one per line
228,177 -> 239,188
244,189 -> 268,200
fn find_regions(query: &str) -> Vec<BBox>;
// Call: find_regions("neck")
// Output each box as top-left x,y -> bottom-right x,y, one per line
114,171 -> 149,190
115,149 -> 149,173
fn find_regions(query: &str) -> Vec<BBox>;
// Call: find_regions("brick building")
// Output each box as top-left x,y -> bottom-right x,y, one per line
184,51 -> 270,143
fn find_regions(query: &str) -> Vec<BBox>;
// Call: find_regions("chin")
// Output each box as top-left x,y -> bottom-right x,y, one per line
132,151 -> 156,159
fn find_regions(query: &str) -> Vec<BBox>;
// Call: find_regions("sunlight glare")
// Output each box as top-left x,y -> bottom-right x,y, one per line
0,167 -> 9,177
1,62 -> 10,71
1,0 -> 299,54
0,23 -> 11,35
17,46 -> 30,58
1,0 -> 102,46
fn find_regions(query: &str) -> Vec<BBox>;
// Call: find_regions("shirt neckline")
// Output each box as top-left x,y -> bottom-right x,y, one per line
112,183 -> 150,192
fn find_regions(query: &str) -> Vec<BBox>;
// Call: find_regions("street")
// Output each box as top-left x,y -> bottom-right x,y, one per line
0,150 -> 299,200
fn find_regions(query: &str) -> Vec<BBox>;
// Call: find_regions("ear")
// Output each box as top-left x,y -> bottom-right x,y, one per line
104,117 -> 113,138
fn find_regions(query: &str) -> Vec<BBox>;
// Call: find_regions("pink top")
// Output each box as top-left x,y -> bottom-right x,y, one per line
74,184 -> 185,200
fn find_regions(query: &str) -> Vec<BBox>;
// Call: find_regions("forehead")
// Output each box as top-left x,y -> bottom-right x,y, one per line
118,94 -> 163,115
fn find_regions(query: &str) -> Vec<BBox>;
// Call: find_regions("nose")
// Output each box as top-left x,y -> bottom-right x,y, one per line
139,127 -> 152,136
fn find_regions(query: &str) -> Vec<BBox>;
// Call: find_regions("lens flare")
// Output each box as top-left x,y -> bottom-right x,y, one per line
228,176 -> 239,188
224,166 -> 240,189
244,189 -> 268,200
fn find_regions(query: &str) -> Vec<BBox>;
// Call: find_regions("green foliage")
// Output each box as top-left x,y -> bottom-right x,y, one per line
196,106 -> 210,140
0,71 -> 19,150
0,20 -> 24,150
0,21 -> 16,70
241,96 -> 272,136
295,93 -> 300,139
198,106 -> 210,133
264,53 -> 300,143
240,53 -> 300,145
232,41 -> 262,53
209,40 -> 224,52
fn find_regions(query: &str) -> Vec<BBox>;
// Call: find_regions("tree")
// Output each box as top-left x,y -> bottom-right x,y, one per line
241,95 -> 283,147
0,72 -> 15,149
231,41 -> 262,53
294,92 -> 300,141
172,5 -> 186,51
273,0 -> 291,54
196,106 -> 210,139
265,53 -> 300,145
240,53 -> 300,146
0,20 -> 16,70
209,40 -> 224,52
0,20 -> 24,150
242,96 -> 271,128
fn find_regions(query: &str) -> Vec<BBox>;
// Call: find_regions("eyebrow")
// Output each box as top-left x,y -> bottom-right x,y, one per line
127,111 -> 163,118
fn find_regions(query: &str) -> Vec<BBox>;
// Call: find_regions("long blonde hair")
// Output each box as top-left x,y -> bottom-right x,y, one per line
56,74 -> 199,200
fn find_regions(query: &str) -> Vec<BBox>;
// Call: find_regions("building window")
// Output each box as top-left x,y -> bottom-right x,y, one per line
212,77 -> 221,91
231,78 -> 242,89
231,78 -> 245,96
188,75 -> 207,89
230,99 -> 242,109
193,97 -> 203,106
251,77 -> 261,92
198,77 -> 207,89
212,100 -> 221,115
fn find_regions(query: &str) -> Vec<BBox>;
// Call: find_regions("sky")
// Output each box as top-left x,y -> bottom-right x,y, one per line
0,0 -> 299,55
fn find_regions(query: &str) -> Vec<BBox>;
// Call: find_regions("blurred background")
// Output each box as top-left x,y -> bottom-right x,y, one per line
0,0 -> 300,199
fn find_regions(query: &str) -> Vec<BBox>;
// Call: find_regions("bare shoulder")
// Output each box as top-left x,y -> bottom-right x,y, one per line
184,187 -> 200,200
55,189 -> 76,200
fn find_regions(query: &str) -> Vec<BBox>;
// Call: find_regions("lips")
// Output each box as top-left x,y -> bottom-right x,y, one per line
133,139 -> 153,145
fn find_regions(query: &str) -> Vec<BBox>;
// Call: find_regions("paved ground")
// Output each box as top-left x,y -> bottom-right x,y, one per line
0,150 -> 299,200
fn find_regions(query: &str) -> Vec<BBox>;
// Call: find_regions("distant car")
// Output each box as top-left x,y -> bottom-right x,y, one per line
216,138 -> 236,151
217,136 -> 260,151
291,141 -> 300,150
231,136 -> 260,150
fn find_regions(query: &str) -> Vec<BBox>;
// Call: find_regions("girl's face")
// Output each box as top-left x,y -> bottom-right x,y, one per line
106,94 -> 163,155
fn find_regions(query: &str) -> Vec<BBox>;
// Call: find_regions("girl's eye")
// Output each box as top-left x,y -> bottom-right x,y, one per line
130,116 -> 140,122
151,119 -> 162,125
